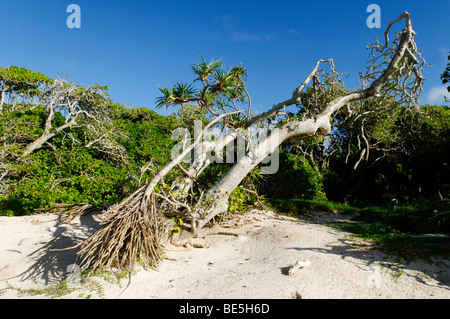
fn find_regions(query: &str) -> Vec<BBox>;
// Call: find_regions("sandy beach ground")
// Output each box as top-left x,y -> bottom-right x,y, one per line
0,209 -> 449,299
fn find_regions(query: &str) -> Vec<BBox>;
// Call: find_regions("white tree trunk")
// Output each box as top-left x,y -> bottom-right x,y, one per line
0,89 -> 5,111
194,115 -> 333,231
174,130 -> 240,194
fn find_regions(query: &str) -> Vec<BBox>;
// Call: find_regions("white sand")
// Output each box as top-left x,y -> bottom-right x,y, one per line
0,210 -> 449,299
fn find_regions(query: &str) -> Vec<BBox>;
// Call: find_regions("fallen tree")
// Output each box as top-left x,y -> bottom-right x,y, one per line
77,12 -> 426,272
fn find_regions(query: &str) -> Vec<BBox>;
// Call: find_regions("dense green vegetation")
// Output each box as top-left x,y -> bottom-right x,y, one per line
0,105 -> 179,216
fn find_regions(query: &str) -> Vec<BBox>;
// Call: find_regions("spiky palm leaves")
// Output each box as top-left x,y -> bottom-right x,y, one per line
156,55 -> 249,118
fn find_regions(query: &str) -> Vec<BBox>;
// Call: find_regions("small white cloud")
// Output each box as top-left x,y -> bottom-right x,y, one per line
231,31 -> 276,43
439,48 -> 449,61
279,26 -> 301,37
215,15 -> 298,44
427,86 -> 449,104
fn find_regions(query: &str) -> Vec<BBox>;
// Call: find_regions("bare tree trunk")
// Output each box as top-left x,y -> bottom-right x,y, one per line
21,99 -> 78,157
174,129 -> 241,194
0,89 -> 5,111
140,111 -> 242,216
194,113 -> 337,231
22,132 -> 57,157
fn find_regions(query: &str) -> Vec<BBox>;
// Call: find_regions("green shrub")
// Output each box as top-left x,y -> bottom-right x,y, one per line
262,152 -> 326,200
0,105 -> 177,216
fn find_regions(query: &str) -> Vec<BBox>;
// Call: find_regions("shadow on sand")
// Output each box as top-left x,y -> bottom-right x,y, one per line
18,214 -> 101,285
286,223 -> 450,290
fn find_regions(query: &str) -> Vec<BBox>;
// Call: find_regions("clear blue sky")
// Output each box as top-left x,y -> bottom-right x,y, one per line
1,0 -> 449,116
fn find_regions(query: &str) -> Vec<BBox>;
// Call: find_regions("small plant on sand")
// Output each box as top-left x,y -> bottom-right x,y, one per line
14,281 -> 74,298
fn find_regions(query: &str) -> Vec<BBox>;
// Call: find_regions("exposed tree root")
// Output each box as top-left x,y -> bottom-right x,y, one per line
77,191 -> 165,273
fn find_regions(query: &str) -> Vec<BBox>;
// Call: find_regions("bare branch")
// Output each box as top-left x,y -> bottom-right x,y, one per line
247,59 -> 335,125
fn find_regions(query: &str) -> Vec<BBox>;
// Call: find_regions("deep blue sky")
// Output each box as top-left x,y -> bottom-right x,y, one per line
1,0 -> 449,116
